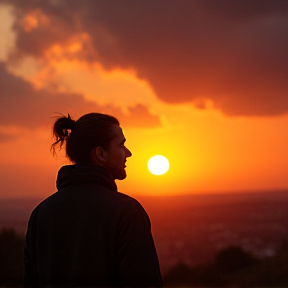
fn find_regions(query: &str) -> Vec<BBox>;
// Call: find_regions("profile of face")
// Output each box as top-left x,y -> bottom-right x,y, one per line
98,125 -> 132,180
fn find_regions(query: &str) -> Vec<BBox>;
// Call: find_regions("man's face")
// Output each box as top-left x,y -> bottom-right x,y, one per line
104,125 -> 132,180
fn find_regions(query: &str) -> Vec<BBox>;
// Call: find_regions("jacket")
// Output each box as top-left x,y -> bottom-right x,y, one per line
23,164 -> 162,287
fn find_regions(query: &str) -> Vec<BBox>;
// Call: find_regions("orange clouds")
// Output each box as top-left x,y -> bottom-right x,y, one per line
2,0 -> 287,116
0,1 -> 287,198
21,9 -> 49,32
0,63 -> 161,130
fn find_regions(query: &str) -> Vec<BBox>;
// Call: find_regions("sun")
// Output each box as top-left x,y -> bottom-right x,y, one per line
147,155 -> 170,175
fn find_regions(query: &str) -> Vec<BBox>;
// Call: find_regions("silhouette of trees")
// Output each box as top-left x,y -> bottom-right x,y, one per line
0,228 -> 25,286
163,262 -> 225,287
162,262 -> 194,286
0,228 -> 287,287
163,244 -> 288,287
215,245 -> 257,273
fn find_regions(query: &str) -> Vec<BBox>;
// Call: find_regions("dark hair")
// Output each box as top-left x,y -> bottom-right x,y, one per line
51,113 -> 119,163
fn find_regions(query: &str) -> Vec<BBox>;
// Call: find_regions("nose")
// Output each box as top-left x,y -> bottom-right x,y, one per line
125,146 -> 132,157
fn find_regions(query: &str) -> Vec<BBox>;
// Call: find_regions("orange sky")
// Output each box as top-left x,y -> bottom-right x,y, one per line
0,1 -> 288,198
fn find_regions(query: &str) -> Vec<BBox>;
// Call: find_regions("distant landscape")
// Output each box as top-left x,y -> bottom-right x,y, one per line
138,190 -> 288,272
1,190 -> 288,286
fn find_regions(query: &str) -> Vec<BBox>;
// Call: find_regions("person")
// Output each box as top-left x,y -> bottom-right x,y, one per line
23,112 -> 162,288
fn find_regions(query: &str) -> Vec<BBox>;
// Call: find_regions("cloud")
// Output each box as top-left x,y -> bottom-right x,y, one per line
0,62 -> 161,130
2,0 -> 288,116
0,61 -> 97,128
0,131 -> 18,142
116,105 -> 161,128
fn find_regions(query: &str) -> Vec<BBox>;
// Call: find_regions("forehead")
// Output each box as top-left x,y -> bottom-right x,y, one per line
110,125 -> 125,142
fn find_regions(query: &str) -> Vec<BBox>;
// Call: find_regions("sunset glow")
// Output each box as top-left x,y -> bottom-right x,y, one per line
0,2 -> 287,198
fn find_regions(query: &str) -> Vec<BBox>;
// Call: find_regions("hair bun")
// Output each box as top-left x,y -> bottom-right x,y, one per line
51,113 -> 76,155
67,113 -> 76,130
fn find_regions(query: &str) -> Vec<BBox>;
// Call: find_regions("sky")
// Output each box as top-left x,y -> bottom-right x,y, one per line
0,0 -> 287,198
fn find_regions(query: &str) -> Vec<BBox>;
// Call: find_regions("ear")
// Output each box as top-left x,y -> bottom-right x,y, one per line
92,147 -> 107,164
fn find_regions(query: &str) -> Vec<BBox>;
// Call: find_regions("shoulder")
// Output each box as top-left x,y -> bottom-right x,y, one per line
115,192 -> 148,213
112,192 -> 151,226
28,192 -> 57,219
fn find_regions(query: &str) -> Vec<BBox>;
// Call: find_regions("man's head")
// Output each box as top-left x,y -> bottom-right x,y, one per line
51,112 -> 132,180
92,124 -> 132,180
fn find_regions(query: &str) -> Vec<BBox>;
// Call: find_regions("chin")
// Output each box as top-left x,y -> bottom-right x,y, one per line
116,171 -> 127,180
117,174 -> 127,180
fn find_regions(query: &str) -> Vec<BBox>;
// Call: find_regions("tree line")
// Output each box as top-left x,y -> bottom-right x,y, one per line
1,228 -> 287,287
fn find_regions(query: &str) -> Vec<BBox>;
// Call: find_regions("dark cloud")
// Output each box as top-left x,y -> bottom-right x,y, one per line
117,105 -> 161,128
0,131 -> 18,142
2,0 -> 288,116
0,62 -> 161,130
0,61 -> 98,128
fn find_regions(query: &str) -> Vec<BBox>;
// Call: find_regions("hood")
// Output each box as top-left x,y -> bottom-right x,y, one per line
56,164 -> 117,192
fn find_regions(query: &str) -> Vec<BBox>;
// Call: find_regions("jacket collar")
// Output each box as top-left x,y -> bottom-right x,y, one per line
56,164 -> 118,192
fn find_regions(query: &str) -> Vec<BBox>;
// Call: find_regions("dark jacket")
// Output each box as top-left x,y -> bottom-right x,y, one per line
24,164 -> 162,287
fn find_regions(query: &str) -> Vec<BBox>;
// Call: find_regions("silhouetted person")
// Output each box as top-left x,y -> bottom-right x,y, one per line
23,113 -> 162,288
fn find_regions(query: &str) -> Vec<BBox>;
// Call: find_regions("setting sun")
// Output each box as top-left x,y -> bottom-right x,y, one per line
147,155 -> 170,176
